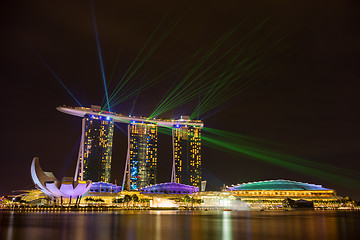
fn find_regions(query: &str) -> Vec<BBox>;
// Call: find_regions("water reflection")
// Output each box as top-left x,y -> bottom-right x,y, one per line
0,210 -> 359,240
222,211 -> 232,240
245,211 -> 252,240
5,211 -> 14,240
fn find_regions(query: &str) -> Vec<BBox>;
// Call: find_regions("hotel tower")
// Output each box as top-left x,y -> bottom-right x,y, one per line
57,106 -> 203,189
81,114 -> 114,182
171,117 -> 202,188
128,122 -> 158,190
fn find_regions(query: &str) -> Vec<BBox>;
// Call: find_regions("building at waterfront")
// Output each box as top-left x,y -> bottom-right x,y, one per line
172,119 -> 202,188
27,158 -> 353,209
31,157 -> 92,199
128,122 -> 158,190
224,179 -> 342,208
57,106 -> 204,190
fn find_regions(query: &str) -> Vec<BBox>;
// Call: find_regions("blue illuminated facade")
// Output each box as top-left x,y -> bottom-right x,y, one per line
129,122 -> 157,190
139,182 -> 199,194
89,182 -> 121,193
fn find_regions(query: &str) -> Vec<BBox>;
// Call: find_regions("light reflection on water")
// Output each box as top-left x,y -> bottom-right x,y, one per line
0,210 -> 359,240
222,211 -> 232,240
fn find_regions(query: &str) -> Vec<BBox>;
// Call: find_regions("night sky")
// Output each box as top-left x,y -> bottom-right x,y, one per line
1,1 -> 359,200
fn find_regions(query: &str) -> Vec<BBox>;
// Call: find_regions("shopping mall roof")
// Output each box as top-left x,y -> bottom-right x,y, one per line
227,180 -> 331,191
139,182 -> 199,194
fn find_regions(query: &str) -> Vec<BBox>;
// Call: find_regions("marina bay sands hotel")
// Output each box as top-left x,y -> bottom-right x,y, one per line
57,105 -> 203,190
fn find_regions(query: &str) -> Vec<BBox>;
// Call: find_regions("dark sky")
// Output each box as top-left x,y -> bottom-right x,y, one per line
1,0 -> 360,199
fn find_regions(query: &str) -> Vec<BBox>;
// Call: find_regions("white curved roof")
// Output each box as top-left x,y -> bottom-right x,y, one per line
31,157 -> 92,198
57,106 -> 204,128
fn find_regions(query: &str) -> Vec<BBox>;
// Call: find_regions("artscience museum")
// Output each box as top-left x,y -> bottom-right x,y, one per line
31,157 -> 92,200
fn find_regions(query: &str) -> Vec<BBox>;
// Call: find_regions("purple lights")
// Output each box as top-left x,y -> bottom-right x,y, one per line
139,182 -> 199,194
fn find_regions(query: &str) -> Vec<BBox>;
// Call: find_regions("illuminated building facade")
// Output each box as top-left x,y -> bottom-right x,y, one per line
81,114 -> 114,183
172,123 -> 202,187
224,180 -> 342,208
129,122 -> 158,190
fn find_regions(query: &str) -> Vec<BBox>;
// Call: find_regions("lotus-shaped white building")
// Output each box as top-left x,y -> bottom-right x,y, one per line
31,157 -> 92,199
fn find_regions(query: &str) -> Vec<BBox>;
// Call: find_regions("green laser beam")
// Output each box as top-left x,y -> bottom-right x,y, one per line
202,127 -> 360,179
106,11 -> 185,111
202,135 -> 360,189
150,18 -> 273,118
157,125 -> 360,190
191,26 -> 286,118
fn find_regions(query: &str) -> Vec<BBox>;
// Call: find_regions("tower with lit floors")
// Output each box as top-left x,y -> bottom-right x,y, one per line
57,105 -> 203,189
122,122 -> 158,190
171,117 -> 202,187
75,107 -> 114,183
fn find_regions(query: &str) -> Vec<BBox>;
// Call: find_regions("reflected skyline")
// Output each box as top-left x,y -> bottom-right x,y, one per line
2,211 -> 360,240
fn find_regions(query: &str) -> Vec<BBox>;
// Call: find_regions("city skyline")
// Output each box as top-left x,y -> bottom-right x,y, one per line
1,0 -> 359,200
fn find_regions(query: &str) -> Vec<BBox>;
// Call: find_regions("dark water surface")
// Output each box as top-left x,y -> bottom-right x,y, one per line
1,210 -> 359,240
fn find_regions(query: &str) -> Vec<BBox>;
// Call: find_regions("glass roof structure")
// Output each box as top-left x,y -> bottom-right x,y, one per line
89,182 -> 122,193
139,182 -> 199,194
228,180 -> 330,191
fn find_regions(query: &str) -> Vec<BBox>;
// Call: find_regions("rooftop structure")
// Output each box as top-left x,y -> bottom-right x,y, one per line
139,182 -> 199,194
227,179 -> 330,191
88,182 -> 121,193
57,106 -> 204,128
